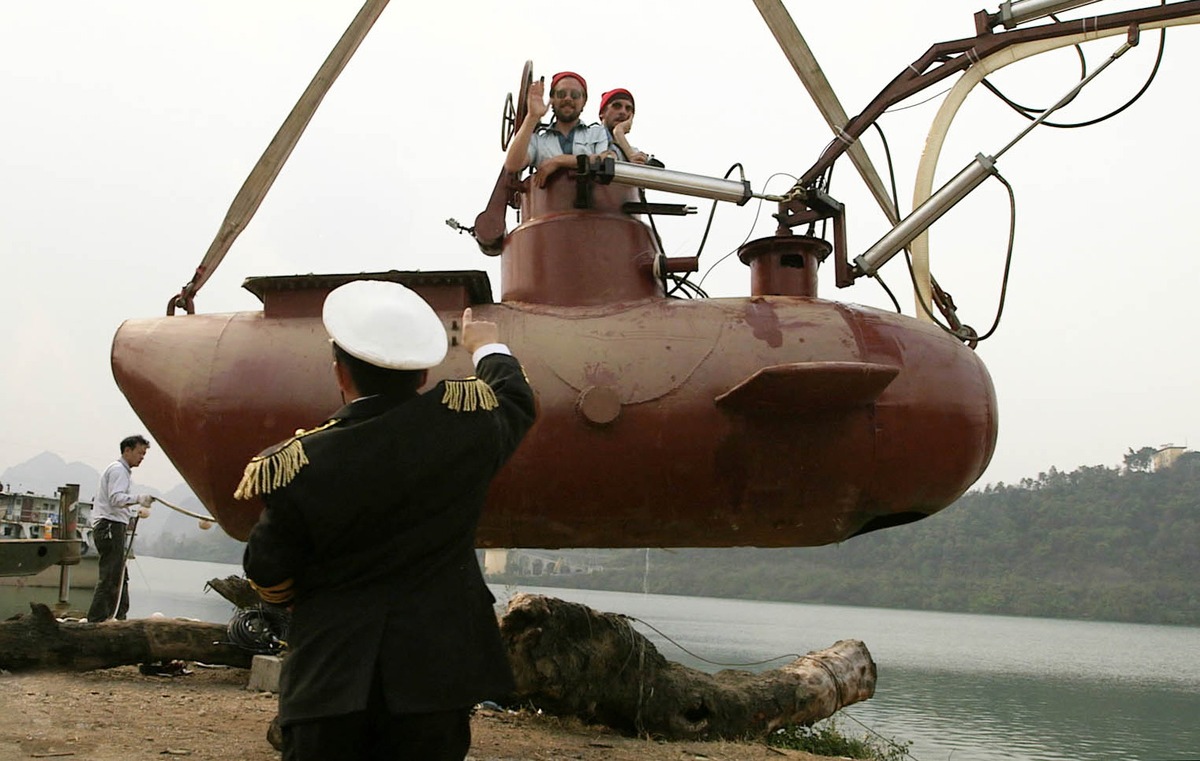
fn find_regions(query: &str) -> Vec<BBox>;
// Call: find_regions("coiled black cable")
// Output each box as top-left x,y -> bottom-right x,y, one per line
226,605 -> 291,654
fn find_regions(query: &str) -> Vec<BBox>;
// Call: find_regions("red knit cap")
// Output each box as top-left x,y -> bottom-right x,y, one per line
599,88 -> 634,113
550,71 -> 587,96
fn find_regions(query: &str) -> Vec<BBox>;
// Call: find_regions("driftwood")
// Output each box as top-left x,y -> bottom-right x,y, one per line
501,593 -> 876,740
0,583 -> 875,743
0,604 -> 253,671
206,575 -> 266,609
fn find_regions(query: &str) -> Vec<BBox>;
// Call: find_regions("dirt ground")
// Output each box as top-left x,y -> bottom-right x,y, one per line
0,666 -> 834,761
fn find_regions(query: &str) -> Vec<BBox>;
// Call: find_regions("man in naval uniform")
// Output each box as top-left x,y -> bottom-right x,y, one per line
239,280 -> 537,761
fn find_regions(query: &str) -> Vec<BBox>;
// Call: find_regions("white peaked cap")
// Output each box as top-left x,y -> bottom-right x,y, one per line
322,280 -> 448,370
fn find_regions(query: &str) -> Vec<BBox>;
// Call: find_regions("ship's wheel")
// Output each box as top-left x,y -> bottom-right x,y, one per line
500,60 -> 534,150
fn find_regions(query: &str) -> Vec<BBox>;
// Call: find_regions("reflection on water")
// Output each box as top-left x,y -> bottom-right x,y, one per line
854,666 -> 1200,761
4,560 -> 1198,761
0,554 -> 238,623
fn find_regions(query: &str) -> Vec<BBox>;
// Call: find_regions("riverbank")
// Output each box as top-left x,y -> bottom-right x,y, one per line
0,666 -> 833,760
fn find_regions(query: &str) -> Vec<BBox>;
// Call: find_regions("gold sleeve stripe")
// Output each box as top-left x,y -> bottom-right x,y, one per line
249,578 -> 295,604
442,377 -> 499,412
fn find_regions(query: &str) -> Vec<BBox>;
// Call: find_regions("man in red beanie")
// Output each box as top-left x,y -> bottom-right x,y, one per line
503,70 -> 610,186
598,88 -> 648,165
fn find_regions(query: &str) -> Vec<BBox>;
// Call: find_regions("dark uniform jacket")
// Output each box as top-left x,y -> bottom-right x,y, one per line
242,353 -> 536,725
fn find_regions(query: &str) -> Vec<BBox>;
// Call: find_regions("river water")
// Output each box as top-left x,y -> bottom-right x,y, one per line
4,556 -> 1197,761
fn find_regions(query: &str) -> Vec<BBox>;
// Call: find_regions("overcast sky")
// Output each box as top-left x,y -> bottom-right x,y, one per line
1,1 -> 1196,498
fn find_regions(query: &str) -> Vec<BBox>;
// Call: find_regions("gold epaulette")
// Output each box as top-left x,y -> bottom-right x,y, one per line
233,419 -> 340,500
249,577 -> 295,605
441,377 -> 499,412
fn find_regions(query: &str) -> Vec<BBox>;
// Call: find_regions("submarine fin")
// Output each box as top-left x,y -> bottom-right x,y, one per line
714,361 -> 899,416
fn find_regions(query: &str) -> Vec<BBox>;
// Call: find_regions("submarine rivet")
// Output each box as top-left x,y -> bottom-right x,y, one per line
577,385 -> 621,426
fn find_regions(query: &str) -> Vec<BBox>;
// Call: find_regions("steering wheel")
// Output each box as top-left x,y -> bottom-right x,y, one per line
500,60 -> 534,150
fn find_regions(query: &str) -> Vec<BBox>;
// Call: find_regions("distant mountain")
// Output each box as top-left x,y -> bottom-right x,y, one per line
0,451 -> 234,554
1,452 -> 102,500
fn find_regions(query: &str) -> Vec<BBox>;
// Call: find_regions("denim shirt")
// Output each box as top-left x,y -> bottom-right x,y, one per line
525,121 -> 610,169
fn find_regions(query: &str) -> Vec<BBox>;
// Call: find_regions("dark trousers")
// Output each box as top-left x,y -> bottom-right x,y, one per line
86,519 -> 130,622
282,674 -> 472,761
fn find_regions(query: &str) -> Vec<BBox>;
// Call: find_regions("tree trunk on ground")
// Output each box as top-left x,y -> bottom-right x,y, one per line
0,587 -> 876,744
500,593 -> 875,741
0,603 -> 254,671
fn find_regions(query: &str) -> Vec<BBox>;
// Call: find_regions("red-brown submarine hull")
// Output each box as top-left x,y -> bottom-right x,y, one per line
111,275 -> 997,547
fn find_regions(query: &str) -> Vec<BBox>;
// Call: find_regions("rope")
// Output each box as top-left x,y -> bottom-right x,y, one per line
620,614 -> 801,668
150,496 -> 217,525
797,654 -> 846,709
616,610 -> 920,755
109,516 -> 140,617
836,709 -> 925,761
622,617 -> 648,735
170,0 -> 392,311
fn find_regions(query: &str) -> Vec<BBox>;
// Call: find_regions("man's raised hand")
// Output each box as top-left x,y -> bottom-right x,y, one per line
461,307 -> 499,353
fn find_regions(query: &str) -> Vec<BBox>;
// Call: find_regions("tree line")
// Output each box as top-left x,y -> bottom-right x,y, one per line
490,450 -> 1200,627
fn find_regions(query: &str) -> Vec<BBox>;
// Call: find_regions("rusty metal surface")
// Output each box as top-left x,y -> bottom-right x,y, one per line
737,234 -> 829,297
501,173 -> 662,306
116,166 -> 996,549
0,540 -> 76,577
112,295 -> 996,547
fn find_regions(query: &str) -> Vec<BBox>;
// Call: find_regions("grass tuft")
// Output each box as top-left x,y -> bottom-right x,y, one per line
766,718 -> 912,761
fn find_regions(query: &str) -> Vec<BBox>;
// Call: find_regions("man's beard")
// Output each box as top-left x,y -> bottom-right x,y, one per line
552,103 -> 579,124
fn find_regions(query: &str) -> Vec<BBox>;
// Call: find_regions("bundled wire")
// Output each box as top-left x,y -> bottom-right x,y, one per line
870,120 -> 1015,342
983,8 -> 1167,130
696,171 -> 798,288
226,604 -> 291,654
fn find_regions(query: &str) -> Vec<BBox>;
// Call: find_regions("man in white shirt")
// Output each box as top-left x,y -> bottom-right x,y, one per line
85,435 -> 153,622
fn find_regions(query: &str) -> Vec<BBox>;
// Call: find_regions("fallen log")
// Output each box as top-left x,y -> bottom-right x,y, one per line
500,593 -> 875,741
0,589 -> 876,745
0,603 -> 254,671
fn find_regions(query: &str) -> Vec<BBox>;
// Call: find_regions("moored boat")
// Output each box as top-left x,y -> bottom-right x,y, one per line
0,487 -> 98,588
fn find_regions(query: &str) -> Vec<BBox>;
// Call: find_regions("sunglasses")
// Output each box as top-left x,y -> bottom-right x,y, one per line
552,88 -> 584,100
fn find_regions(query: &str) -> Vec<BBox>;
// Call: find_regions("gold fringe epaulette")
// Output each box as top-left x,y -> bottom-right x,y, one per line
249,577 -> 295,605
233,419 -> 340,500
441,377 -> 499,412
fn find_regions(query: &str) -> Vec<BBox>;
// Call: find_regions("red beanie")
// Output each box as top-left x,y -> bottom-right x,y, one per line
550,71 -> 587,96
599,88 -> 634,113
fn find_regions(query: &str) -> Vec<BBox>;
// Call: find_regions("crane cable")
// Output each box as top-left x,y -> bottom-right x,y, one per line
168,0 -> 391,315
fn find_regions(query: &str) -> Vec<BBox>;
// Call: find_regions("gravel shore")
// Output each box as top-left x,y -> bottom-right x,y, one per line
0,666 -> 831,760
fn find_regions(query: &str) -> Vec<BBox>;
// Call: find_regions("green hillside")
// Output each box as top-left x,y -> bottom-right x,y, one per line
492,451 -> 1200,626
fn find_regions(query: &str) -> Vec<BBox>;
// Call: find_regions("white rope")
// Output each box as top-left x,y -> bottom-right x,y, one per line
150,496 -> 217,529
